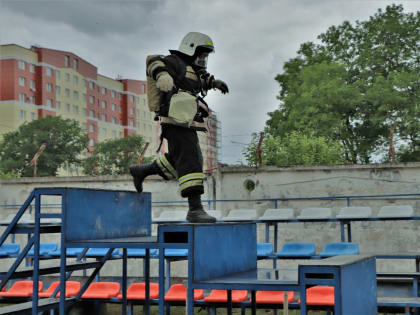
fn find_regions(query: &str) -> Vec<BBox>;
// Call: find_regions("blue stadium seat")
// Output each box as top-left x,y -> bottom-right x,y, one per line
164,249 -> 188,257
50,247 -> 85,257
0,243 -> 20,257
85,248 -> 121,257
257,242 -> 274,258
27,243 -> 58,257
319,242 -> 359,258
126,248 -> 158,257
276,242 -> 316,258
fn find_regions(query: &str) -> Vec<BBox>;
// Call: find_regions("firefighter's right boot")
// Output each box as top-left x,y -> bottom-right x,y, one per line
129,162 -> 160,193
186,195 -> 217,223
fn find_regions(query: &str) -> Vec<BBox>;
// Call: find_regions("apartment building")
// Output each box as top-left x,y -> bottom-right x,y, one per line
0,44 -> 219,173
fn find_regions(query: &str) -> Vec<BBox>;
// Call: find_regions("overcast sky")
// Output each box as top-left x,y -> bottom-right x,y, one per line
1,0 -> 419,165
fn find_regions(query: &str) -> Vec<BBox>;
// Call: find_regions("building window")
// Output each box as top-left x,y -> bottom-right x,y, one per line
101,114 -> 106,121
83,108 -> 87,116
65,88 -> 70,97
46,67 -> 52,76
30,64 -> 35,73
56,101 -> 61,109
89,110 -> 95,118
112,130 -> 116,138
73,58 -> 78,70
46,99 -> 52,107
46,83 -> 53,92
73,75 -> 78,86
129,107 -> 134,115
89,81 -> 94,89
112,104 -> 116,111
29,96 -> 35,104
89,124 -> 94,132
119,131 -> 123,138
101,87 -> 106,95
89,95 -> 94,104
30,112 -> 36,120
111,91 -> 115,98
30,80 -> 36,91
55,69 -> 60,78
82,123 -> 87,129
18,60 -> 25,70
73,91 -> 79,100
112,117 -> 117,124
73,105 -> 79,114
129,119 -> 134,127
65,55 -> 70,67
141,85 -> 145,93
101,100 -> 106,109
101,128 -> 107,136
89,138 -> 94,146
136,96 -> 140,104
65,73 -> 70,81
18,77 -> 26,87
66,104 -> 70,112
56,85 -> 61,95
119,93 -> 122,100
119,119 -> 122,125
130,95 -> 135,103
20,110 -> 26,120
19,93 -> 26,102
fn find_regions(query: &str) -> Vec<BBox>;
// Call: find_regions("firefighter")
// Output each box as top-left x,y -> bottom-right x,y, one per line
130,32 -> 228,223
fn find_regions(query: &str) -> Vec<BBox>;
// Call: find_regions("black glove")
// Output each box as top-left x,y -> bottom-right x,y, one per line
213,79 -> 229,94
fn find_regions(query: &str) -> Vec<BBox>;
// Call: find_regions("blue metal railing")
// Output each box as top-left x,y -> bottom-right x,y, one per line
151,192 -> 420,210
2,192 -> 420,212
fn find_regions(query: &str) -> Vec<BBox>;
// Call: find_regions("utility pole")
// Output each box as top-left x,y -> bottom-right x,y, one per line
27,143 -> 46,177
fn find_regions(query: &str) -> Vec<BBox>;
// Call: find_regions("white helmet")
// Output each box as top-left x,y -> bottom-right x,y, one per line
177,32 -> 215,57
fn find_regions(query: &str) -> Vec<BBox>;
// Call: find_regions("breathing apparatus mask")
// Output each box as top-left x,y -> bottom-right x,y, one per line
193,52 -> 209,68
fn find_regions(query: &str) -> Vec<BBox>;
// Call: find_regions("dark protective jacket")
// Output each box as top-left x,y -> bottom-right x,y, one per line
146,53 -> 215,131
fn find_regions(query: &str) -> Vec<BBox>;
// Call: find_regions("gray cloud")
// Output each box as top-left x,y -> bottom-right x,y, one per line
1,0 -> 419,164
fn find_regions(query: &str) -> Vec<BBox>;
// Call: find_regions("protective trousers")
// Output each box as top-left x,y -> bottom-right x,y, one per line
156,124 -> 204,197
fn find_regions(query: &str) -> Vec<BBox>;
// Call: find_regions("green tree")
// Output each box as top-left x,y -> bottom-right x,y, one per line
0,116 -> 88,177
83,134 -> 153,175
268,4 -> 420,163
243,131 -> 345,167
0,170 -> 19,179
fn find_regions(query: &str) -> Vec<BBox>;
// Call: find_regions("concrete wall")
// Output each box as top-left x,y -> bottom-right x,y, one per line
1,162 -> 420,277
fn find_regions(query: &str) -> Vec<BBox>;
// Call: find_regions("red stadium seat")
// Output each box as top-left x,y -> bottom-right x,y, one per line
81,281 -> 120,299
39,281 -> 81,298
164,283 -> 204,301
204,289 -> 249,303
0,281 -> 43,297
300,286 -> 334,306
117,282 -> 159,300
255,290 -> 295,304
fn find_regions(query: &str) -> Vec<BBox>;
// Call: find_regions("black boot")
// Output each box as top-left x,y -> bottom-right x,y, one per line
186,195 -> 216,223
129,162 -> 159,193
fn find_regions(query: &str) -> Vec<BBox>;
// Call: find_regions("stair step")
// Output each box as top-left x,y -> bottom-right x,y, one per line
0,261 -> 102,279
9,224 -> 61,234
0,297 -> 75,314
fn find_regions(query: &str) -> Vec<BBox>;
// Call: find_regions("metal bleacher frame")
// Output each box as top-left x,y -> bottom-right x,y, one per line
157,222 -> 377,315
0,187 -> 158,315
2,191 -> 420,314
